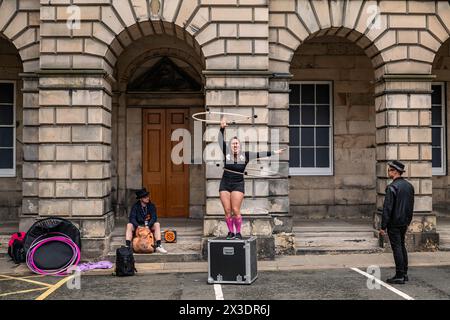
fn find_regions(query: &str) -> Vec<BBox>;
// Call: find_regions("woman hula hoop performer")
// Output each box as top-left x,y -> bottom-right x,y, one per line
218,117 -> 286,240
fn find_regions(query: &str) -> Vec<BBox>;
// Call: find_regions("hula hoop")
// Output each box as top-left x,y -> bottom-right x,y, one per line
222,167 -> 286,178
26,232 -> 81,276
192,111 -> 257,124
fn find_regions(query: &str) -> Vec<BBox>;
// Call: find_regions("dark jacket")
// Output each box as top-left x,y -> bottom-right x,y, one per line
129,201 -> 157,228
219,127 -> 272,183
381,177 -> 415,230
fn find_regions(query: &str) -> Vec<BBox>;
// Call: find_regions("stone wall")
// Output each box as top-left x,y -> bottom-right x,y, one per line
289,36 -> 376,220
0,37 -> 23,221
0,0 -> 449,257
432,40 -> 450,215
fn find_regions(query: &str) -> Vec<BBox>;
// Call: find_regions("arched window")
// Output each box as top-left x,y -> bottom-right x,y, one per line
0,81 -> 15,177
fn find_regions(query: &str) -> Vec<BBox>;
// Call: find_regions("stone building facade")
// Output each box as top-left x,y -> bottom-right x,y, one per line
1,0 -> 449,258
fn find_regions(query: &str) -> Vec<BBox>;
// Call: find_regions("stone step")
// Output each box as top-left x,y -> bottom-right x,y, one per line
0,235 -> 10,256
295,237 -> 379,248
295,231 -> 375,238
106,251 -> 203,263
293,226 -> 374,233
111,228 -> 203,237
109,240 -> 202,253
296,246 -> 383,255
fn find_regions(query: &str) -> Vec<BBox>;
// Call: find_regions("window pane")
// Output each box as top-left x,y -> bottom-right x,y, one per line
300,148 -> 314,167
316,148 -> 330,168
301,84 -> 314,104
289,105 -> 300,125
289,85 -> 300,104
316,127 -> 330,147
0,105 -> 14,125
0,128 -> 13,147
289,147 -> 300,168
290,127 -> 299,146
316,84 -> 330,104
432,85 -> 442,105
0,148 -> 13,169
432,127 -> 441,147
301,127 -> 314,146
432,148 -> 442,168
432,106 -> 442,126
316,106 -> 330,125
301,105 -> 314,125
0,83 -> 14,104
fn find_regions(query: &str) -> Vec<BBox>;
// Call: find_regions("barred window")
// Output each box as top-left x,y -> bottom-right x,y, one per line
0,81 -> 15,177
289,82 -> 333,175
432,83 -> 446,176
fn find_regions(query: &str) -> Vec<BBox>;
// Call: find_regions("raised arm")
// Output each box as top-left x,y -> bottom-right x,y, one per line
246,148 -> 286,161
218,118 -> 227,156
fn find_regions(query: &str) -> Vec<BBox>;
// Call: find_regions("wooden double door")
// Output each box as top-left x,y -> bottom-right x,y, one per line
143,109 -> 189,218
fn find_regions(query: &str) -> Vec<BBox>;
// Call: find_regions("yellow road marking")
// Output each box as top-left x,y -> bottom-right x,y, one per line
0,275 -> 45,282
0,275 -> 52,288
35,275 -> 75,300
0,287 -> 48,298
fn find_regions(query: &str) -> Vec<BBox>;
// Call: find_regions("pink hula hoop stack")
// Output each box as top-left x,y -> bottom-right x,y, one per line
24,217 -> 82,276
26,232 -> 81,276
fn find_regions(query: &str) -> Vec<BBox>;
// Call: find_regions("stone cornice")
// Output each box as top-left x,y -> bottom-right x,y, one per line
379,74 -> 437,82
36,69 -> 117,84
202,70 -> 273,77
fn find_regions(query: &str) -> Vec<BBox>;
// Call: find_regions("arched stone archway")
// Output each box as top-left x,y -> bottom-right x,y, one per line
21,0 -> 449,258
267,0 -> 442,251
35,0 -> 276,258
0,1 -> 40,232
110,32 -> 206,223
0,36 -> 23,222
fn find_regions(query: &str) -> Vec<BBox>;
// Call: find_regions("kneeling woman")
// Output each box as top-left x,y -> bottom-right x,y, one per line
218,118 -> 285,240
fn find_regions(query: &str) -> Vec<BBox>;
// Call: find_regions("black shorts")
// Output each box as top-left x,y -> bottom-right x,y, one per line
219,179 -> 245,193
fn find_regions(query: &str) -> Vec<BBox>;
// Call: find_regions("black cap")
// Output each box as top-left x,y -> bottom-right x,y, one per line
388,160 -> 405,173
135,188 -> 150,199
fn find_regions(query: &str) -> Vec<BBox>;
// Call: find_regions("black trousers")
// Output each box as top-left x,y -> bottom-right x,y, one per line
388,226 -> 408,277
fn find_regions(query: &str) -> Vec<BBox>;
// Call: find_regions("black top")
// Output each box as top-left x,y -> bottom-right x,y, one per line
219,127 -> 272,183
129,201 -> 157,228
381,177 -> 415,230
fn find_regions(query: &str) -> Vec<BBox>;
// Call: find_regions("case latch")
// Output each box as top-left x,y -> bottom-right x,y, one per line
223,247 -> 235,255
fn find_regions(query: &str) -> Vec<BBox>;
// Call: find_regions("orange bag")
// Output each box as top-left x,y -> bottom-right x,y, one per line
132,226 -> 155,253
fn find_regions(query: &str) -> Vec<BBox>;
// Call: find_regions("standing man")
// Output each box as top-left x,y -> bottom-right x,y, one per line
380,160 -> 414,284
125,188 -> 168,254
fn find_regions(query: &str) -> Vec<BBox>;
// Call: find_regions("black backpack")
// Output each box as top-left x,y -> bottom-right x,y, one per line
8,232 -> 26,264
115,246 -> 136,276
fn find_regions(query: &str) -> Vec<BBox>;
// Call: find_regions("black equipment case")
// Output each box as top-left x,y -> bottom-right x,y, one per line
207,236 -> 257,285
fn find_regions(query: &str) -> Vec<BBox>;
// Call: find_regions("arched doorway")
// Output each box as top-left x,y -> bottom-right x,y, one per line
0,35 -> 23,223
287,33 -> 380,253
111,28 -> 206,220
432,39 -> 450,249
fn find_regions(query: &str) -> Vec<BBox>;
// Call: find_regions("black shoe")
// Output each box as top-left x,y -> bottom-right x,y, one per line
235,233 -> 242,240
226,232 -> 235,240
404,274 -> 409,282
386,276 -> 405,285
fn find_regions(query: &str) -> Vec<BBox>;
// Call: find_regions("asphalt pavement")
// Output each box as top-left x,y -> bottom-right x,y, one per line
2,266 -> 450,301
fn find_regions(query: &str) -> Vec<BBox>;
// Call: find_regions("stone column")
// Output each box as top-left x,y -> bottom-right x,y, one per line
268,74 -> 293,255
202,71 -> 276,260
35,70 -> 114,258
20,74 -> 40,231
374,75 -> 438,251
